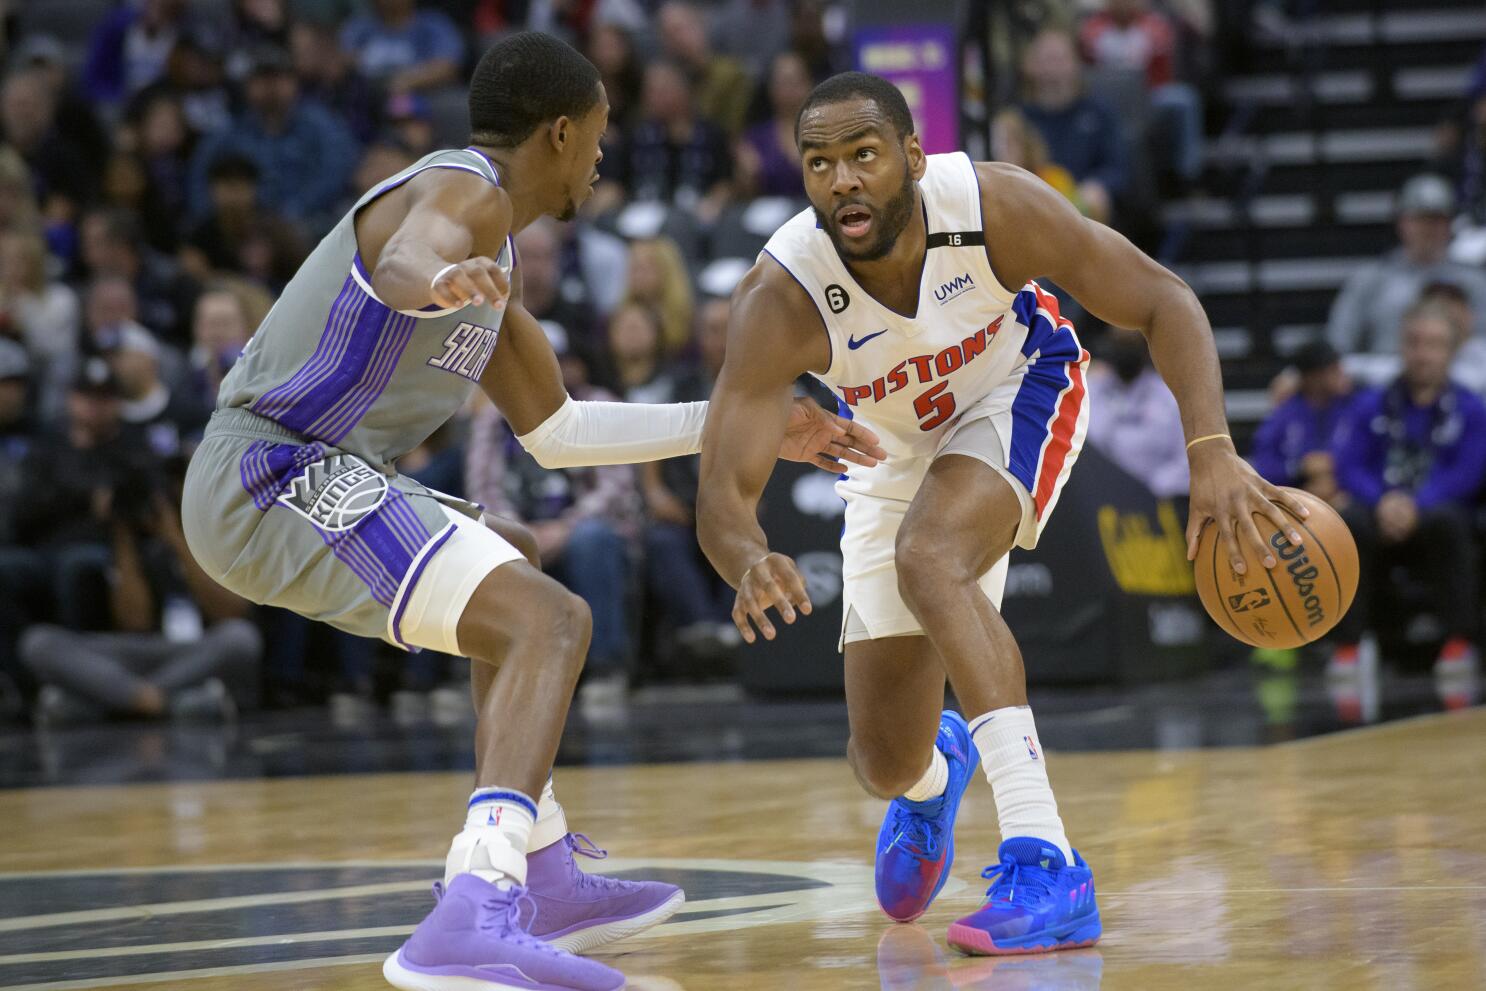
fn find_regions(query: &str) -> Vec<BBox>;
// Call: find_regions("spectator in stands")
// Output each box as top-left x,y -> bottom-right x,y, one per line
79,276 -> 191,414
586,23 -> 643,132
1086,327 -> 1189,498
595,60 -> 734,221
340,0 -> 466,95
12,359 -> 160,632
82,0 -> 195,108
126,93 -> 194,251
1018,27 -> 1129,226
1080,0 -> 1204,184
0,148 -> 40,238
290,20 -> 380,145
0,339 -> 39,701
464,351 -> 641,705
22,486 -> 262,728
189,285 -> 257,404
0,230 -> 81,398
620,238 -> 695,355
181,155 -> 259,278
77,209 -> 198,350
1249,340 -> 1351,502
135,27 -> 234,140
12,35 -> 111,173
555,219 -> 629,319
1,69 -> 95,231
1328,175 -> 1486,355
105,324 -> 206,459
736,51 -> 813,200
658,2 -> 753,138
188,46 -> 358,232
991,107 -> 1087,214
607,302 -> 668,399
1331,302 -> 1486,679
514,218 -> 603,376
713,0 -> 794,78
227,0 -> 292,79
641,296 -> 739,654
384,93 -> 438,158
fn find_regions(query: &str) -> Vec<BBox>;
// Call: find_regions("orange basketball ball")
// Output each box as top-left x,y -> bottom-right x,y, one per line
1193,487 -> 1359,648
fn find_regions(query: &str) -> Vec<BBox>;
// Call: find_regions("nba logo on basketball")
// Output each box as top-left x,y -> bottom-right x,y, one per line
1024,736 -> 1040,760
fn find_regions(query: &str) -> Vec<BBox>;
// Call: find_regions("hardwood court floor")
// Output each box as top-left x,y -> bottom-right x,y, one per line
1,708 -> 1483,991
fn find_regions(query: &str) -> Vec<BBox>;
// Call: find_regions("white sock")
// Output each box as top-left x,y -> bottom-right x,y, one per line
445,787 -> 536,887
529,776 -> 569,852
969,706 -> 1073,863
901,748 -> 949,802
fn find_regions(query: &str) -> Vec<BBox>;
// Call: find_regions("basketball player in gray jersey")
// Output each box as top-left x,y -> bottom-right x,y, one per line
181,34 -> 882,991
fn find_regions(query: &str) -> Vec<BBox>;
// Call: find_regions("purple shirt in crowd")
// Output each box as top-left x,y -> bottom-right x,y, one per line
1248,392 -> 1353,489
1332,381 -> 1486,510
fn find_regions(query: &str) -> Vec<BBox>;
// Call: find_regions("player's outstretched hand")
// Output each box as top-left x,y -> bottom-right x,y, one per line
781,397 -> 888,473
734,552 -> 813,644
431,257 -> 510,310
1186,441 -> 1309,576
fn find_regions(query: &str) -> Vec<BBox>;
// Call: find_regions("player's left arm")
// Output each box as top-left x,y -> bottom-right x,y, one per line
976,162 -> 1308,574
479,270 -> 881,471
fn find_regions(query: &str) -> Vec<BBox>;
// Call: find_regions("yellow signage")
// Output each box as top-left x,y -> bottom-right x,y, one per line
1097,501 -> 1196,596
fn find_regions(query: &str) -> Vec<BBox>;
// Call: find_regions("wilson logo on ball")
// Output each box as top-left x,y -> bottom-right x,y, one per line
1270,531 -> 1325,627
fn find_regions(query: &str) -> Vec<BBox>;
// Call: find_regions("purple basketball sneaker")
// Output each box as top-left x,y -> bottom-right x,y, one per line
947,838 -> 1101,956
382,873 -> 625,991
526,833 -> 685,954
874,710 -> 980,922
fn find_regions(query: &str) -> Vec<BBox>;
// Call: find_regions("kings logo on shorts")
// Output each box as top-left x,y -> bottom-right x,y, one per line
277,454 -> 390,532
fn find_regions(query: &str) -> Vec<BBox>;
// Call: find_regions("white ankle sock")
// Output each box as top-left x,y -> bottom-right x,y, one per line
968,706 -> 1073,863
529,776 -> 569,852
901,748 -> 949,802
446,787 -> 537,887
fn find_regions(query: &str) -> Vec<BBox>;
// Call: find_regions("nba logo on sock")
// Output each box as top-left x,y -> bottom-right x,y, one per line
1024,736 -> 1039,760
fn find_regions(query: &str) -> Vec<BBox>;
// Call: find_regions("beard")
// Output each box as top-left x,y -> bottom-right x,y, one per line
814,167 -> 917,262
556,198 -> 578,222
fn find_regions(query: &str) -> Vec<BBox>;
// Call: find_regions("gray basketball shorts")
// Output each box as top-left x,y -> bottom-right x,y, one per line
182,409 -> 525,652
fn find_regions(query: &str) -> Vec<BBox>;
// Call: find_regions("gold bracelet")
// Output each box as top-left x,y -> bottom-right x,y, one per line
1185,433 -> 1232,452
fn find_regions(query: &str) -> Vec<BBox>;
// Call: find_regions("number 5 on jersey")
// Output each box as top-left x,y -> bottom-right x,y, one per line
914,382 -> 956,431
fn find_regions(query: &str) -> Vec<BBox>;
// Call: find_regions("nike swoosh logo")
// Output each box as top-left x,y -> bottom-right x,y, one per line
847,330 -> 888,350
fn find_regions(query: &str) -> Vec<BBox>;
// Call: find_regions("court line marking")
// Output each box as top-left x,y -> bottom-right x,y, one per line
0,861 -> 443,880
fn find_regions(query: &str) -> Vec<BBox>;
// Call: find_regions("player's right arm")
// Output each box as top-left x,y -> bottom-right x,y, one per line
360,169 -> 512,312
696,256 -> 830,643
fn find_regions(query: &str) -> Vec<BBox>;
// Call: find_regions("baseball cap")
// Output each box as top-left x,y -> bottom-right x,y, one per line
1398,174 -> 1456,216
0,339 -> 31,381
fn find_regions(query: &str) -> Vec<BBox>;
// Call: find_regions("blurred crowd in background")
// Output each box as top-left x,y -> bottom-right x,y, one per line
0,0 -> 1482,730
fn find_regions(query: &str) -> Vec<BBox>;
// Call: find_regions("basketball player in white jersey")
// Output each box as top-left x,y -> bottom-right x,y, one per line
696,73 -> 1309,954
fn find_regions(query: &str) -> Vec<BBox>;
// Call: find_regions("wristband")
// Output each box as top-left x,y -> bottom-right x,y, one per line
1185,433 -> 1232,452
430,262 -> 461,301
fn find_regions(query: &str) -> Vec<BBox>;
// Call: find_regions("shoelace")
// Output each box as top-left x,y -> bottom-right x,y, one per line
981,856 -> 1057,906
568,833 -> 639,891
478,885 -> 563,954
891,798 -> 945,858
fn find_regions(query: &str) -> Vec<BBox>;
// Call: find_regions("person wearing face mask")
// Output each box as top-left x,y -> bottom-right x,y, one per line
1086,326 -> 1189,499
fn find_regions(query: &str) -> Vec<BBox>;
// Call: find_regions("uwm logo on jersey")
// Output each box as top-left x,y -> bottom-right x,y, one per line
934,272 -> 975,304
839,316 -> 1003,415
427,321 -> 500,382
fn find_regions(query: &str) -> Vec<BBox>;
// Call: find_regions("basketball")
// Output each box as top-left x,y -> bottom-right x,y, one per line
1194,487 -> 1359,649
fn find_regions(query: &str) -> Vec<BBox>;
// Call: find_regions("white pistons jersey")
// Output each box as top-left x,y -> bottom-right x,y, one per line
761,152 -> 1088,509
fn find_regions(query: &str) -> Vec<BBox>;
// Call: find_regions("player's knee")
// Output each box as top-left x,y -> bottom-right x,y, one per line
894,529 -> 961,609
849,736 -> 923,799
543,588 -> 593,667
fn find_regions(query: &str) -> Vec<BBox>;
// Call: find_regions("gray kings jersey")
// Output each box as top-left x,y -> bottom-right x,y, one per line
217,147 -> 513,469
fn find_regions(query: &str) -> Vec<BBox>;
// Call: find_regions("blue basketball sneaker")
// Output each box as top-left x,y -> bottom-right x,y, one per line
947,838 -> 1101,955
874,710 -> 980,922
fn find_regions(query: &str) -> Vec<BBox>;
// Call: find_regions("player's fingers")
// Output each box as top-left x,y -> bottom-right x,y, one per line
1236,506 -> 1277,570
835,441 -> 880,468
1267,483 -> 1311,523
731,597 -> 758,644
811,454 -> 849,473
467,269 -> 503,308
754,572 -> 796,624
843,420 -> 888,461
447,270 -> 485,307
1185,514 -> 1205,561
1257,493 -> 1304,547
773,562 -> 813,616
746,597 -> 777,640
1218,520 -> 1247,575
